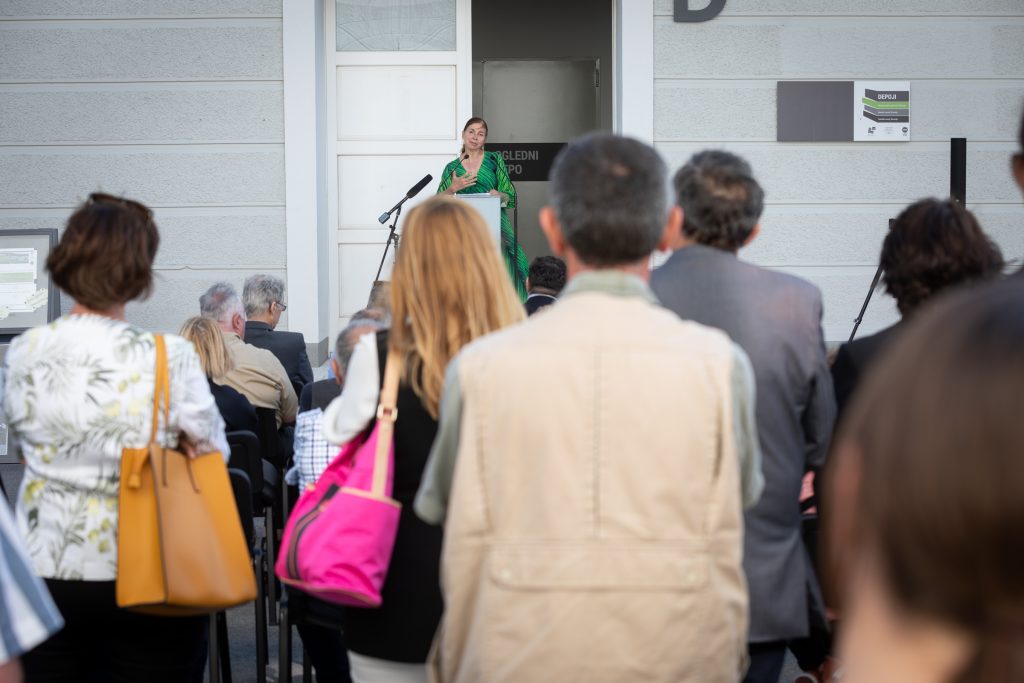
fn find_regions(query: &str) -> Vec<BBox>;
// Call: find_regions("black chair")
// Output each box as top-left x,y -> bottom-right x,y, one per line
253,408 -> 285,625
209,467 -> 268,683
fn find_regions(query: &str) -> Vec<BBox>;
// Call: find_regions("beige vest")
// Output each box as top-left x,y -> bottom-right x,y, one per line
435,291 -> 749,682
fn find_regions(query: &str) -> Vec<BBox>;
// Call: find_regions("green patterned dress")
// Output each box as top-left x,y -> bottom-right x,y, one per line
437,150 -> 528,300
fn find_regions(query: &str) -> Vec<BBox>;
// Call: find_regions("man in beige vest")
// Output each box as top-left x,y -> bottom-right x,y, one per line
415,134 -> 764,682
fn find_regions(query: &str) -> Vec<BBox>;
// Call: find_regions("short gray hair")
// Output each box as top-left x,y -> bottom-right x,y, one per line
199,282 -> 244,324
335,318 -> 385,375
549,133 -> 668,267
243,274 -> 285,318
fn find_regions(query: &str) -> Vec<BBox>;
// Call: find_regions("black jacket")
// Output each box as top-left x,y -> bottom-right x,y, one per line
244,321 -> 313,398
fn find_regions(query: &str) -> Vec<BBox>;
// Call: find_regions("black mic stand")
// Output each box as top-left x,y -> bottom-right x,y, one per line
374,203 -> 403,282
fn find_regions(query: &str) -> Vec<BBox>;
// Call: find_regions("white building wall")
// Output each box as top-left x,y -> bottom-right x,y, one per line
652,0 -> 1024,342
0,2 -> 286,333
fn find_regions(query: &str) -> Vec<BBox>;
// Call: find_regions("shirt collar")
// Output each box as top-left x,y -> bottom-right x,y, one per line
561,270 -> 658,304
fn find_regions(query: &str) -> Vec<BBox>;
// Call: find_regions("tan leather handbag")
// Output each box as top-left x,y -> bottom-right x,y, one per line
116,334 -> 257,615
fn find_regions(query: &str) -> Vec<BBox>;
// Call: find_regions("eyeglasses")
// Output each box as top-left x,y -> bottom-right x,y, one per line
87,192 -> 153,218
275,302 -> 287,312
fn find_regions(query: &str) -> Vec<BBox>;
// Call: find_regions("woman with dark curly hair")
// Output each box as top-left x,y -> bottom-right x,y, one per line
826,278 -> 1024,683
830,198 -> 1003,421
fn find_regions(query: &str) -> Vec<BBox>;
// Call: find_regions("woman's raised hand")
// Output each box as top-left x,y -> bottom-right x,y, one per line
450,171 -> 477,192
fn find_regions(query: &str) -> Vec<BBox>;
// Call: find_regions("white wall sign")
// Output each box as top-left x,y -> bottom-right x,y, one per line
854,81 -> 910,142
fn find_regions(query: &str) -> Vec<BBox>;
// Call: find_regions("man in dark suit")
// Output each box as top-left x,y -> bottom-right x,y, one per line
524,255 -> 566,315
243,274 -> 313,398
650,150 -> 835,683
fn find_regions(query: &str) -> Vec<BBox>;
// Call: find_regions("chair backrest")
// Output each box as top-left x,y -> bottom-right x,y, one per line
226,430 -> 263,512
254,407 -> 280,466
227,467 -> 255,551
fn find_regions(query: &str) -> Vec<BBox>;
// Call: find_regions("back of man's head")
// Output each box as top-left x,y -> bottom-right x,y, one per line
549,133 -> 668,267
333,317 -> 385,383
243,274 -> 285,319
528,256 -> 567,294
674,150 -> 764,252
200,282 -> 243,327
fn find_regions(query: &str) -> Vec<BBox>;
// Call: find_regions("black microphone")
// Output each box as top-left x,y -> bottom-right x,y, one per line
406,174 -> 433,199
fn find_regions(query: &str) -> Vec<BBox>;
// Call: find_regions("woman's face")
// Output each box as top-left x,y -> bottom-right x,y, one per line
462,123 -> 487,152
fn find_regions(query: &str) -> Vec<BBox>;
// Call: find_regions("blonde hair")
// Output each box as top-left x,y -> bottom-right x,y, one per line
390,195 -> 524,418
179,315 -> 235,381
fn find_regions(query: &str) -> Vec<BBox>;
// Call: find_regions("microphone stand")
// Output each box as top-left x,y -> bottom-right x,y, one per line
374,203 -> 403,282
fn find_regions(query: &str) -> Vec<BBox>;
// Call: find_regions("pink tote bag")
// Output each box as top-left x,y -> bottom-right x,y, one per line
276,351 -> 402,607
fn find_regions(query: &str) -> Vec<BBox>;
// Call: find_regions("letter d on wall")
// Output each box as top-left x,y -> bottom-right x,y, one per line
674,0 -> 726,22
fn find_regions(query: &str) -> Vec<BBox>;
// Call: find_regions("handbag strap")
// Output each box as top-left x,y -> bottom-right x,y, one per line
149,334 -> 171,445
125,334 -> 170,490
370,350 -> 403,497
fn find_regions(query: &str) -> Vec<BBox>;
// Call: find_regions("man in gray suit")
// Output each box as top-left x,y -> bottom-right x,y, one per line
651,150 -> 836,683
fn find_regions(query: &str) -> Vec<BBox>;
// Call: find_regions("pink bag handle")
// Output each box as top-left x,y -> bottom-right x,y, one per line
370,350 -> 402,497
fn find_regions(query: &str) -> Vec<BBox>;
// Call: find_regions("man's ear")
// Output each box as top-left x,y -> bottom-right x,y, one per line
1012,154 -> 1024,196
232,312 -> 246,337
539,207 -> 567,257
742,223 -> 761,248
658,205 -> 684,252
330,358 -> 343,386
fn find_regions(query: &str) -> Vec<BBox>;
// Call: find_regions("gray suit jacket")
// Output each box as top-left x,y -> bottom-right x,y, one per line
651,244 -> 835,642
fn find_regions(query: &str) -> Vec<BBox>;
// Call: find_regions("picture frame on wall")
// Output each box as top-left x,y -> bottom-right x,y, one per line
0,229 -> 60,338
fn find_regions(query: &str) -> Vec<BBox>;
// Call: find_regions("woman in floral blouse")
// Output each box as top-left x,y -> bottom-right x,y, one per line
2,193 -> 228,681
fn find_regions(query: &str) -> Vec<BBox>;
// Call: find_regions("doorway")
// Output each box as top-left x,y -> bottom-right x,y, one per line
471,0 -> 613,263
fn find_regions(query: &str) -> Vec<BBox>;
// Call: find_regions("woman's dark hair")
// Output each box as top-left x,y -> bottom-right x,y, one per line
828,279 -> 1024,683
881,198 -> 1003,316
47,193 -> 159,310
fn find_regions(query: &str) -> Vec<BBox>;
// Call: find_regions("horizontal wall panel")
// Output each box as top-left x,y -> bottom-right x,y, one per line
0,85 -> 284,144
337,155 -> 453,228
0,24 -> 282,82
737,204 -> 1024,266
336,66 -> 456,140
657,143 -> 1021,203
654,80 -> 1024,142
0,2 -> 281,17
0,148 -> 284,207
654,18 -> 1024,79
653,0 -> 1024,16
126,268 -> 285,334
0,209 -> 286,268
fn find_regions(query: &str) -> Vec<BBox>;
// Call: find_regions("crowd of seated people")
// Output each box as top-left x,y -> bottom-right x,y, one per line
1,105 -> 1023,683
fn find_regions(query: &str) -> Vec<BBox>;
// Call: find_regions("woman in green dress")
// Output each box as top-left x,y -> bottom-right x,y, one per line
438,117 -> 528,300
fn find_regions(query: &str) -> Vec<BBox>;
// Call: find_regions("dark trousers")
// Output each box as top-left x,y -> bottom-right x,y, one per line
23,579 -> 205,683
742,641 -> 788,683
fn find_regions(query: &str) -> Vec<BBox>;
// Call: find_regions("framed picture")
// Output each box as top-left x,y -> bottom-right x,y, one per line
0,229 -> 60,336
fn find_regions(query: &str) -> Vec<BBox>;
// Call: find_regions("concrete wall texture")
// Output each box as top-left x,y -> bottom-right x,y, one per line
0,1 -> 286,332
651,0 -> 1024,341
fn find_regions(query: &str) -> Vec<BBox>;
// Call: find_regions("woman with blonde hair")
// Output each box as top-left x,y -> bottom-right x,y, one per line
180,315 -> 258,434
305,195 -> 523,682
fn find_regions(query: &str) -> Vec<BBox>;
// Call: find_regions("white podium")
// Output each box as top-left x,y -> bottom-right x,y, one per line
455,194 -> 502,252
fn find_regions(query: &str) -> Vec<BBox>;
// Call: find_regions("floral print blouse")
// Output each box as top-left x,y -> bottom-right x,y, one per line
2,315 -> 229,581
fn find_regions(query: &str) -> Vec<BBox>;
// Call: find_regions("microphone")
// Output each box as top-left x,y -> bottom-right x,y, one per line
378,173 -> 434,224
405,174 -> 433,199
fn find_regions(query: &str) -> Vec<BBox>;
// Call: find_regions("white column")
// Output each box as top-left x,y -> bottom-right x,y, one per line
616,0 -> 655,143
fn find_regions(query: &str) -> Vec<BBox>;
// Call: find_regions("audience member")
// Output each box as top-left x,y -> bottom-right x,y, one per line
650,150 -> 835,683
415,134 -> 763,682
309,195 -> 523,681
0,497 -> 63,683
3,193 -> 228,681
199,282 -> 298,433
287,316 -> 385,683
179,315 -> 259,434
831,198 -> 1003,421
1014,101 -> 1024,198
243,274 -> 313,398
524,254 -> 567,315
826,278 -> 1024,683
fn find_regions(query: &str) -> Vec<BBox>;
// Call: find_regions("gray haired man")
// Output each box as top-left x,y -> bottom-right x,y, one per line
242,274 -> 313,397
650,150 -> 836,683
200,281 -> 297,439
414,134 -> 763,682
